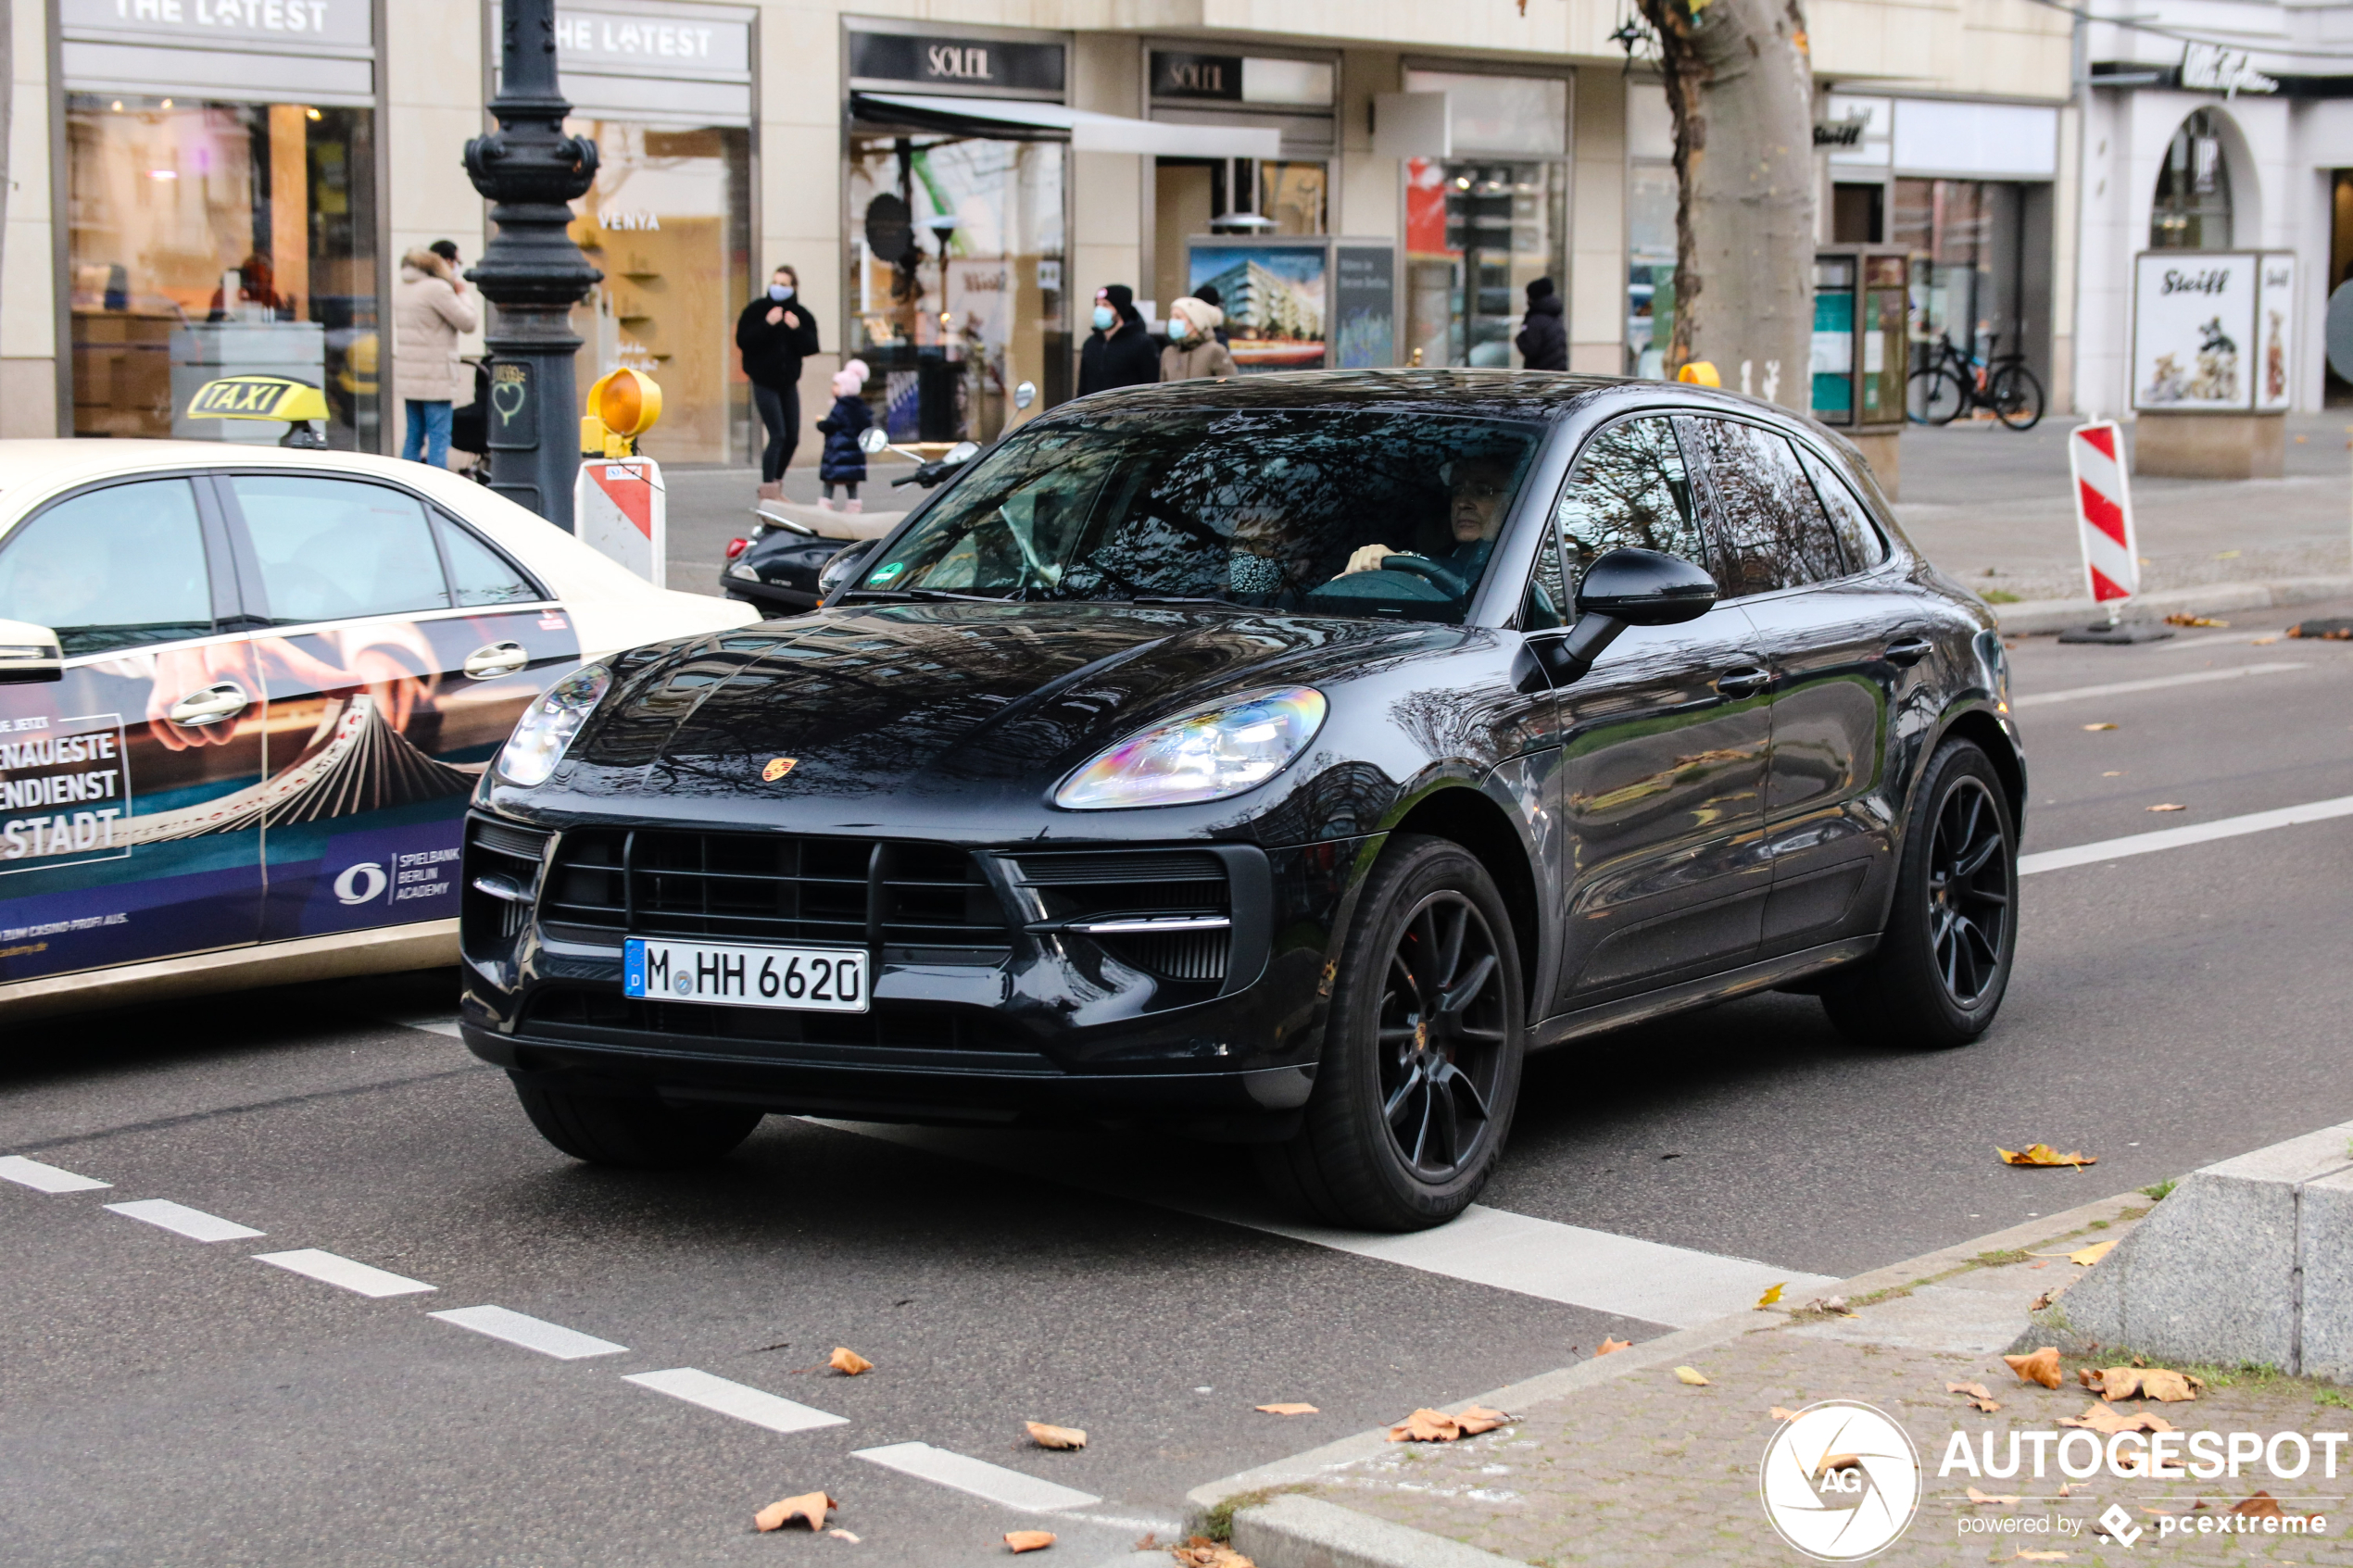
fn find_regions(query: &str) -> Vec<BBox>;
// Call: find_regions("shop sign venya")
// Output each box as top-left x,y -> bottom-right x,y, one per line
59,0 -> 371,50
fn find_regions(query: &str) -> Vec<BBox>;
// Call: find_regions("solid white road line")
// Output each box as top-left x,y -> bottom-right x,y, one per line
623,1367 -> 848,1434
851,1441 -> 1100,1512
429,1304 -> 627,1360
2010,661 -> 2306,709
1252,1204 -> 1839,1330
0,1155 -> 110,1193
2020,794 -> 2353,877
253,1248 -> 436,1298
103,1198 -> 265,1242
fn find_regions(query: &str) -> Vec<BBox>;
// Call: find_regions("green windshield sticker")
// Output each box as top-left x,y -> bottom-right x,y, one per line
865,560 -> 907,586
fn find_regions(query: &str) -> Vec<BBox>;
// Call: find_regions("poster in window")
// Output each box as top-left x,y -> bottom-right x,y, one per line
2255,251 -> 2296,412
2131,252 -> 2257,411
1333,245 -> 1395,369
1189,241 -> 1327,371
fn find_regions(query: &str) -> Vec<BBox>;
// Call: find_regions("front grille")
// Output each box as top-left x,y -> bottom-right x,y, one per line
1008,848 -> 1233,984
463,816 -> 551,946
520,987 -> 1039,1058
541,828 -> 1011,951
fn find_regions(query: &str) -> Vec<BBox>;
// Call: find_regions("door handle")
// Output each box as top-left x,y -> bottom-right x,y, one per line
463,641 -> 530,680
1716,666 -> 1772,697
1883,636 -> 1933,667
166,681 -> 249,727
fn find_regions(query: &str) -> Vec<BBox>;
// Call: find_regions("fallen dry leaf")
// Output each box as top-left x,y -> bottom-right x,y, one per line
829,1347 -> 874,1376
755,1491 -> 836,1533
2162,614 -> 2227,628
2012,1549 -> 2069,1562
2088,1366 -> 2201,1403
1385,1406 -> 1510,1443
2231,1491 -> 2295,1519
2138,1368 -> 2202,1401
1025,1422 -> 1086,1450
2253,635 -> 2281,645
828,1527 -> 862,1543
1455,1406 -> 1511,1435
2082,722 -> 2118,731
1968,1485 -> 2021,1505
2004,1348 -> 2063,1389
2070,1240 -> 2119,1267
2029,1289 -> 2057,1313
1595,1336 -> 1631,1357
1254,1403 -> 1318,1416
1673,1366 -> 1711,1386
1169,1543 -> 1255,1568
1769,1406 -> 1802,1422
2146,803 -> 2187,813
1815,1452 -> 1861,1478
1999,1144 -> 2097,1168
1755,1282 -> 1785,1309
1004,1531 -> 1056,1553
2062,1401 -> 2176,1436
1948,1381 -> 1995,1400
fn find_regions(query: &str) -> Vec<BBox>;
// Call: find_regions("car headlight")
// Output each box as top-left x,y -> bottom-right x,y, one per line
1053,686 -> 1327,809
496,663 -> 610,787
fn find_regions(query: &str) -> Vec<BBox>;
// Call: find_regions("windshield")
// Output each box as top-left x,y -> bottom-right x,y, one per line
848,409 -> 1544,624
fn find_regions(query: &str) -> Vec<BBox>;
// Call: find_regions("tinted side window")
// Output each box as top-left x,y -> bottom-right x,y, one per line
435,513 -> 541,606
1795,445 -> 1888,570
233,475 -> 448,624
0,480 -> 213,657
1522,524 -> 1567,630
1682,419 -> 1848,597
1554,416 -> 1708,591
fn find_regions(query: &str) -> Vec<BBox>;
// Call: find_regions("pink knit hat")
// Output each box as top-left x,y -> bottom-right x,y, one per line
831,358 -> 871,399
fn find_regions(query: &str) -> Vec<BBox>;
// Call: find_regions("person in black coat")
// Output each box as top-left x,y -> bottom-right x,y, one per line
1077,283 -> 1159,395
736,263 -> 823,497
1516,277 -> 1567,372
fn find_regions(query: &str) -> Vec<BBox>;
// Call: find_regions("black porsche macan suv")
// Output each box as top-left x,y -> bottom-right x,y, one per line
460,371 -> 2023,1230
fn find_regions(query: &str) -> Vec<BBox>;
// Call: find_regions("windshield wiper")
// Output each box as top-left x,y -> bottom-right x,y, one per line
1126,595 -> 1236,607
842,587 -> 1007,603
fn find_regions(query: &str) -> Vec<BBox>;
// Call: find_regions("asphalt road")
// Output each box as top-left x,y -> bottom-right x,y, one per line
4,602 -> 2351,1566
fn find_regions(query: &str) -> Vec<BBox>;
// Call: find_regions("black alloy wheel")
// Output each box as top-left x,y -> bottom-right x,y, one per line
1821,738 -> 2018,1049
1259,834 -> 1526,1231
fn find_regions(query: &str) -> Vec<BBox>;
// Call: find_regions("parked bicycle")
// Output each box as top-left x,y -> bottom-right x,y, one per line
1906,331 -> 2045,430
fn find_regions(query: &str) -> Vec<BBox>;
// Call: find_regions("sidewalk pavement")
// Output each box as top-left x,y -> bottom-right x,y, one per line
1195,1187 -> 2352,1566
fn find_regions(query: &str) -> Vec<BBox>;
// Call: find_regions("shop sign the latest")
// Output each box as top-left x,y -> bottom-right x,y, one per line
59,0 -> 371,50
551,6 -> 749,75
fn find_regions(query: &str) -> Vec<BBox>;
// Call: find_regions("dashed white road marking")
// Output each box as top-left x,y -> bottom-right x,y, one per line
104,1198 -> 265,1242
851,1441 -> 1100,1512
394,1017 -> 465,1038
0,1155 -> 110,1193
2011,660 -> 2305,709
429,1304 -> 627,1360
254,1248 -> 436,1298
2020,794 -> 2353,876
623,1367 -> 848,1434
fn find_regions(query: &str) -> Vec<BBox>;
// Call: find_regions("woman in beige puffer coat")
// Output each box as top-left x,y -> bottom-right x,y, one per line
1160,296 -> 1237,382
395,246 -> 479,468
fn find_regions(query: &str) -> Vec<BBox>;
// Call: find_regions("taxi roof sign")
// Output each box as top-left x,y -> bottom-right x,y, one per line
187,374 -> 331,423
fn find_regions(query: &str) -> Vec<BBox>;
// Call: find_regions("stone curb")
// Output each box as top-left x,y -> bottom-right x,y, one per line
1232,1495 -> 1522,1568
1992,575 -> 2353,635
1190,1188 -> 2152,1560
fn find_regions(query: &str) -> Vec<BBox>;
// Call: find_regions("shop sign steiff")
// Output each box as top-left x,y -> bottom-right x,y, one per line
59,0 -> 372,50
848,31 -> 1064,95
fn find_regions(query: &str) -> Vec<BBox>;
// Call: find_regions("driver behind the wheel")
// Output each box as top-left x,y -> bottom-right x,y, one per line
1334,455 -> 1515,593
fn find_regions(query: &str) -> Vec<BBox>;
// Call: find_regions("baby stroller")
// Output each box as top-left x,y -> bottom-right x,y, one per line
447,359 -> 491,483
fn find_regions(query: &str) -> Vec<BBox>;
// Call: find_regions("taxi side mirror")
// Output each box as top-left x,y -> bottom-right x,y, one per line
0,619 -> 63,684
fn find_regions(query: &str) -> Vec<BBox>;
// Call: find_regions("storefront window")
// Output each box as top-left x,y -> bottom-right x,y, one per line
1400,70 -> 1567,370
847,132 -> 1066,440
68,95 -> 377,446
566,121 -> 752,466
1628,163 -> 1676,377
2150,110 -> 2233,251
1894,178 -> 2009,368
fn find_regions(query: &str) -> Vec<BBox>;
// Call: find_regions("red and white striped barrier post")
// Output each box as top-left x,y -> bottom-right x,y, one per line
2059,421 -> 2169,643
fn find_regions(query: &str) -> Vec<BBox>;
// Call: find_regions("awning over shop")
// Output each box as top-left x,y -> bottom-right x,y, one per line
851,92 -> 1281,158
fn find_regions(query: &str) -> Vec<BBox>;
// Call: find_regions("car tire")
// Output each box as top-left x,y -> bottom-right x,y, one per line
1257,834 -> 1526,1232
1819,738 -> 2017,1049
510,1075 -> 763,1169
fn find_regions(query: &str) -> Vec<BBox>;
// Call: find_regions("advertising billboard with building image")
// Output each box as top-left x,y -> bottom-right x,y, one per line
1188,240 -> 1327,370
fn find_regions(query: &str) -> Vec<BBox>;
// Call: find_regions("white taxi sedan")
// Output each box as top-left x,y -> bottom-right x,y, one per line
0,440 -> 754,1020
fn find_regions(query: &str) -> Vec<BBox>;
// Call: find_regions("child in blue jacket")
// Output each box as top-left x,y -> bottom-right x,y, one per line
815,358 -> 872,511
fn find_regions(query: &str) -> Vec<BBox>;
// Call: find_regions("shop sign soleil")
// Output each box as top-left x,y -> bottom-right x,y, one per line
62,0 -> 371,48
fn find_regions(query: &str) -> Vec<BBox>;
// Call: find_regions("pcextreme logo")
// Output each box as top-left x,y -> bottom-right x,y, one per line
1760,1401 -> 1922,1560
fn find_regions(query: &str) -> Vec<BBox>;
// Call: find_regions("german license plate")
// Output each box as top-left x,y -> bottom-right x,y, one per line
623,937 -> 869,1013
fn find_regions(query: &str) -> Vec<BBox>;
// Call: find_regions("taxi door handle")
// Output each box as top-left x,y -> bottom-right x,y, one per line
463,641 -> 530,680
167,682 -> 249,727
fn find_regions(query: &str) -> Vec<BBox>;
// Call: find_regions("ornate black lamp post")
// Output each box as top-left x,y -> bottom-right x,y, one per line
463,0 -> 600,530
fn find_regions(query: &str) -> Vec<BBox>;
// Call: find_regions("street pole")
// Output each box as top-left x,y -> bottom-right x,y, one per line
463,0 -> 600,531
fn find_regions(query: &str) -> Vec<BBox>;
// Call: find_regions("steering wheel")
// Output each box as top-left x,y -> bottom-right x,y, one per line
1377,554 -> 1466,595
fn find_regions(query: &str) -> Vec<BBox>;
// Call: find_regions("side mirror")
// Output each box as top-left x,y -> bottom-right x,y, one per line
0,619 -> 62,684
943,440 -> 981,466
1013,381 -> 1037,411
817,540 -> 881,598
1550,548 -> 1718,684
857,426 -> 891,456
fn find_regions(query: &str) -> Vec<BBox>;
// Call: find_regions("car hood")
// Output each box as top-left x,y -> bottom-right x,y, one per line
556,601 -> 1454,810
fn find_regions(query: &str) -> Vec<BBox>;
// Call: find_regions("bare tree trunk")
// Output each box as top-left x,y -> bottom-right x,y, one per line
1638,0 -> 1815,408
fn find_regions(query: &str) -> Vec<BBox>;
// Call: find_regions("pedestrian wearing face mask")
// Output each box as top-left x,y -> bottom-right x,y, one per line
736,264 -> 822,502
1076,284 -> 1157,395
1159,297 -> 1236,382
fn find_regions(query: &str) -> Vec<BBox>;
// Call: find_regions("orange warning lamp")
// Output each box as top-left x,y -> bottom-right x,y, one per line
580,368 -> 662,458
1676,361 -> 1721,388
